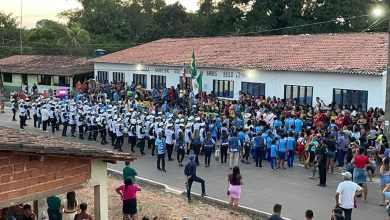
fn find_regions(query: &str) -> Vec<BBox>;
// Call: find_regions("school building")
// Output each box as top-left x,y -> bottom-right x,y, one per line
93,32 -> 387,110
0,55 -> 93,94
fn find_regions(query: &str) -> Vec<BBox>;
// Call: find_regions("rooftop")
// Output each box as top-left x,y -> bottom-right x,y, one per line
0,55 -> 93,77
94,32 -> 387,75
0,126 -> 136,162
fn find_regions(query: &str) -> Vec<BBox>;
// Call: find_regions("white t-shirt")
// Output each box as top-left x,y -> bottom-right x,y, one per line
165,129 -> 175,144
336,180 -> 363,209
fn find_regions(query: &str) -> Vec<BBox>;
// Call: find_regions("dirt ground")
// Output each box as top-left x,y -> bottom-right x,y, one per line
70,175 -> 257,220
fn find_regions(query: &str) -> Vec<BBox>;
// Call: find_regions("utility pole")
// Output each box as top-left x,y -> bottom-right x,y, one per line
19,0 -> 23,55
385,0 -> 390,137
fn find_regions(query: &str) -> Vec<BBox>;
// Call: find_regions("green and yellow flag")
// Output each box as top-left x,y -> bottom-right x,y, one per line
190,50 -> 202,95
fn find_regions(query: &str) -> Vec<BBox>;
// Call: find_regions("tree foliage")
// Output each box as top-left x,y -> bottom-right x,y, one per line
0,0 -> 387,58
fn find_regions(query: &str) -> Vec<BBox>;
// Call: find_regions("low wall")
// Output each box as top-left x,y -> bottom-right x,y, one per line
107,168 -> 291,220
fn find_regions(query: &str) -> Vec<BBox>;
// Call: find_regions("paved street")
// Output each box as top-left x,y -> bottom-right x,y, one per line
0,110 -> 387,220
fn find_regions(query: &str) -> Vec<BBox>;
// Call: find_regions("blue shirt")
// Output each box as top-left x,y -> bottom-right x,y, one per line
274,120 -> 282,128
155,138 -> 165,155
266,137 -> 273,149
337,135 -> 346,150
294,119 -> 303,133
287,137 -> 295,150
279,139 -> 287,152
271,144 -> 278,157
229,137 -> 240,152
253,136 -> 264,149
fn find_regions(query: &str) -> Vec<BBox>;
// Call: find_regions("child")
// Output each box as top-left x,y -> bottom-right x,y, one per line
270,139 -> 278,170
297,133 -> 305,163
215,141 -> 220,166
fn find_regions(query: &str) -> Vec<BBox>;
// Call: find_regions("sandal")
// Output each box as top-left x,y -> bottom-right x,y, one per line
379,203 -> 387,206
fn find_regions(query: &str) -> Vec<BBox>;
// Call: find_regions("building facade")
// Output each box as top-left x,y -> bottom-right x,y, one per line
0,55 -> 93,94
94,63 -> 385,109
94,32 -> 388,110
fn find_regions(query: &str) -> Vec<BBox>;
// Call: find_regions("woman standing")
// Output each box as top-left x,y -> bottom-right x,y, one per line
116,177 -> 142,220
352,147 -> 370,202
191,129 -> 202,166
61,191 -> 79,220
380,158 -> 390,206
176,130 -> 186,166
220,130 -> 229,164
203,132 -> 215,167
227,166 -> 244,214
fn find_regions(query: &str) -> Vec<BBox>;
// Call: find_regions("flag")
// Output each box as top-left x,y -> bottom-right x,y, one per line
189,50 -> 202,95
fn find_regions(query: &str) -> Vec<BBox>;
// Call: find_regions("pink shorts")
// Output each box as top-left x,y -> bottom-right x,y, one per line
228,184 -> 241,199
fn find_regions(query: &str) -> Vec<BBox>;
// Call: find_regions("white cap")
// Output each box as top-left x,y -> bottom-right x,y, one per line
342,172 -> 352,180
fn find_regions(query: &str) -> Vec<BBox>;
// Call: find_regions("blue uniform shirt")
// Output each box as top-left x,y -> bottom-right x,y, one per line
156,138 -> 165,155
271,144 -> 278,157
279,139 -> 287,152
287,137 -> 295,150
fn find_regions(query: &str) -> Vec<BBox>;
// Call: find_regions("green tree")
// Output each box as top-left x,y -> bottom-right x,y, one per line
58,24 -> 90,48
0,11 -> 22,58
139,2 -> 197,42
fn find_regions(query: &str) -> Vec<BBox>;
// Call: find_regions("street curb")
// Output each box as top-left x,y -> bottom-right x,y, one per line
107,168 -> 292,220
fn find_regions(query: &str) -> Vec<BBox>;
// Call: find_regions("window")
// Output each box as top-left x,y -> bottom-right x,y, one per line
284,85 -> 313,106
151,75 -> 166,89
53,76 -> 70,86
38,75 -> 51,86
97,71 -> 108,83
213,80 -> 234,98
241,82 -> 265,97
333,88 -> 368,110
133,74 -> 147,88
112,72 -> 124,83
2,73 -> 12,83
179,76 -> 192,89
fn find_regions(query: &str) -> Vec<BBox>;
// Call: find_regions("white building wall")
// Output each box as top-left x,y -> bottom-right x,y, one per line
94,62 -> 385,109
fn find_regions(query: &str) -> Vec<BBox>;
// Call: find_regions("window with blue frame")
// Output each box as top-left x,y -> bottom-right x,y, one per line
213,80 -> 234,98
241,82 -> 265,97
151,75 -> 166,89
284,85 -> 313,106
333,88 -> 368,110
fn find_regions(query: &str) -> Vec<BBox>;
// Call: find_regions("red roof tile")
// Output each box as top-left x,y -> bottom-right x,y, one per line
94,33 -> 387,75
0,126 -> 137,161
0,55 -> 93,77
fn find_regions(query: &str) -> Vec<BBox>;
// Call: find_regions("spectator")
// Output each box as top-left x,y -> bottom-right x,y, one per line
74,203 -> 93,220
116,177 -> 142,220
123,161 -> 137,183
0,92 -> 5,113
22,204 -> 37,220
61,191 -> 79,220
184,153 -> 207,203
335,172 -> 364,220
227,166 -> 244,214
47,195 -> 62,220
305,209 -> 314,220
268,204 -> 282,220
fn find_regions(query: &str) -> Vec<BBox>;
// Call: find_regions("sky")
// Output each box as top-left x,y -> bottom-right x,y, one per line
1,0 -> 200,28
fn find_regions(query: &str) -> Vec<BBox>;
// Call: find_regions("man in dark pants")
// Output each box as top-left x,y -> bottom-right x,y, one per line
318,139 -> 327,187
184,154 -> 207,202
253,132 -> 264,167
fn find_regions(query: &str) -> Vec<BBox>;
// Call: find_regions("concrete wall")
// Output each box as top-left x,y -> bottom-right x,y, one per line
94,63 -> 385,109
0,152 -> 91,208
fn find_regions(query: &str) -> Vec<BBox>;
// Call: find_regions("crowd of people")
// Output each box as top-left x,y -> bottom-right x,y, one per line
0,192 -> 93,220
5,79 -> 390,220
